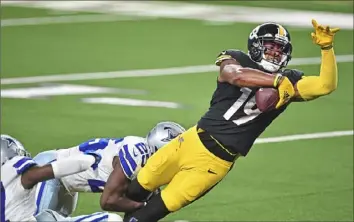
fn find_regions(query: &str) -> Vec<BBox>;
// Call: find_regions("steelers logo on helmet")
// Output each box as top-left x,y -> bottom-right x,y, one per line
247,22 -> 292,73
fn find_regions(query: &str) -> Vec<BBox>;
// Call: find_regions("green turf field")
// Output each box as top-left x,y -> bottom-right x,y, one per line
1,1 -> 353,221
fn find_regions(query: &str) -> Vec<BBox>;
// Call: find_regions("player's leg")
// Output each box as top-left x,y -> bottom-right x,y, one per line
124,126 -> 234,222
161,125 -> 234,212
56,190 -> 79,216
161,164 -> 230,211
35,176 -> 78,217
33,151 -> 60,215
34,150 -> 79,216
123,191 -> 168,222
126,134 -> 182,202
33,150 -> 58,166
34,179 -> 62,215
125,163 -> 232,222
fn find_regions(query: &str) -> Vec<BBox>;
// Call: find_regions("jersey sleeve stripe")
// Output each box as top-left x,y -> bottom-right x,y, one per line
122,145 -> 137,171
118,149 -> 133,179
12,157 -> 32,168
215,55 -> 233,66
1,182 -> 6,222
34,181 -> 46,215
16,162 -> 37,175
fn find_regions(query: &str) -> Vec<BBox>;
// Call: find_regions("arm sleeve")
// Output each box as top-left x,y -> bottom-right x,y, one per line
295,48 -> 338,101
51,154 -> 96,178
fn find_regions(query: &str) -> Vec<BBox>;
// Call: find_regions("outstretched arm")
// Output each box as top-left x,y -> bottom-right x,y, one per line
21,152 -> 98,189
100,157 -> 145,213
294,20 -> 339,101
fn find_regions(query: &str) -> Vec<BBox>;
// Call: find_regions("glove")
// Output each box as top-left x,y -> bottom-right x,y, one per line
274,74 -> 295,109
83,150 -> 102,170
311,19 -> 340,49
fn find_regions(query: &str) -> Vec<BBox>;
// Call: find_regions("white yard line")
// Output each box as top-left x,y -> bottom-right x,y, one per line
1,1 -> 353,29
1,55 -> 353,85
1,14 -> 155,27
255,130 -> 353,144
82,97 -> 183,109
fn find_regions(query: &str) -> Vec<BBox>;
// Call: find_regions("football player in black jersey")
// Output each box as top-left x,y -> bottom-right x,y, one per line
123,19 -> 340,222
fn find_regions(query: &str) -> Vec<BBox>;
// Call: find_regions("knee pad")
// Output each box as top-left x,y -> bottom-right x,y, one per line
107,213 -> 123,222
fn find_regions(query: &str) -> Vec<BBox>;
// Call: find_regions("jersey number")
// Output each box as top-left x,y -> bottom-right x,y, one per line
79,138 -> 109,152
78,138 -> 123,152
223,87 -> 262,125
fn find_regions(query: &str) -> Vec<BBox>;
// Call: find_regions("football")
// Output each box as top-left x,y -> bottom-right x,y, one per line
255,88 -> 279,112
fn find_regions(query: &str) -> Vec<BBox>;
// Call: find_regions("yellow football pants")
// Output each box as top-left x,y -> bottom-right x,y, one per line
137,125 -> 234,212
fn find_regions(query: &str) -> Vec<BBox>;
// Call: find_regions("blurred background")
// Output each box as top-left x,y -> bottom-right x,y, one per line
1,1 -> 353,221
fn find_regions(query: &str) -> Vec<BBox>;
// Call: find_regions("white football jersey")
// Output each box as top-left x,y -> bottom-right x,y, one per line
1,156 -> 38,222
57,136 -> 152,193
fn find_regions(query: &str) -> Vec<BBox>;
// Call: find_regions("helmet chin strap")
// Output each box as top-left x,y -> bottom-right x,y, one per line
259,59 -> 280,73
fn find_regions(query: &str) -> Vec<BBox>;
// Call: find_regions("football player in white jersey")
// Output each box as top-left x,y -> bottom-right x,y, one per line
0,134 -> 104,222
32,121 -> 186,219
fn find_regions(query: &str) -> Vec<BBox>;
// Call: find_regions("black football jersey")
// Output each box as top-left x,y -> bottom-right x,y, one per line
197,49 -> 303,156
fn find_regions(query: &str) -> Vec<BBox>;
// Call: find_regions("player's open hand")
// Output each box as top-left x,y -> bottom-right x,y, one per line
311,19 -> 340,49
275,76 -> 295,109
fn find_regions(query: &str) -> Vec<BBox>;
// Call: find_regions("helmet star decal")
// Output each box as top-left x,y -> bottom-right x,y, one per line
161,127 -> 180,142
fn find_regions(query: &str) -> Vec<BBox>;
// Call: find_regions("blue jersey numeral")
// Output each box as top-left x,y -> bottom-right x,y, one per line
135,143 -> 150,166
78,138 -> 109,152
118,142 -> 146,179
79,138 -> 123,152
135,143 -> 148,154
118,141 -> 151,179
